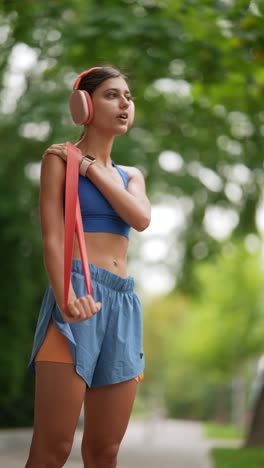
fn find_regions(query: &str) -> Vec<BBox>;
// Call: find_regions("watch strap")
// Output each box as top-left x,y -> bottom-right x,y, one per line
79,155 -> 96,177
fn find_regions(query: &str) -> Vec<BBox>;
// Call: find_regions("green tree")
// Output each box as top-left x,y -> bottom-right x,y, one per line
2,0 -> 264,283
185,241 -> 264,375
1,0 -> 264,426
143,240 -> 264,426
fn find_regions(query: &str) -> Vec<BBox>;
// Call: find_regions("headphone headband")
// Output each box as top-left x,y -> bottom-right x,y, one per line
73,67 -> 102,90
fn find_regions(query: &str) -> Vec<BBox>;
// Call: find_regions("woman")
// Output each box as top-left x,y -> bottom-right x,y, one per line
26,66 -> 151,468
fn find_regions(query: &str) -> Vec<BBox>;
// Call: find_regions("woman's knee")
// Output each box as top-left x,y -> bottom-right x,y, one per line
50,439 -> 73,466
82,441 -> 120,467
26,437 -> 73,468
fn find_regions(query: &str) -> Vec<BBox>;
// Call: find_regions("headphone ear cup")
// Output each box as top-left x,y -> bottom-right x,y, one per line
69,89 -> 94,125
128,100 -> 135,128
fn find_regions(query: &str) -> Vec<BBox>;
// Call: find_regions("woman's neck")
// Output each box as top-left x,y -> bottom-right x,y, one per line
76,127 -> 115,167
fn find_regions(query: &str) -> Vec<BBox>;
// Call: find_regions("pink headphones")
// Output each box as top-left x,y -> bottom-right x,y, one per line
69,67 -> 101,125
69,67 -> 135,127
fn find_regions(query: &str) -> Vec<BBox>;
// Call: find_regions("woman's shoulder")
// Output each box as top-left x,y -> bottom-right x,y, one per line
118,164 -> 145,181
41,143 -> 66,167
41,148 -> 66,182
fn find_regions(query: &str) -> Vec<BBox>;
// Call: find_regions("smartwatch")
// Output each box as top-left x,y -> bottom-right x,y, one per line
79,155 -> 96,176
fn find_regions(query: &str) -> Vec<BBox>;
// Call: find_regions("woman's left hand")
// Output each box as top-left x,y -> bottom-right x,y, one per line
42,143 -> 69,162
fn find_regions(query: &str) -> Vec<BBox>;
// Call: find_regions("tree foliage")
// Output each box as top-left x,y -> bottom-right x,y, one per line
1,0 -> 264,425
1,0 -> 264,276
143,240 -> 264,421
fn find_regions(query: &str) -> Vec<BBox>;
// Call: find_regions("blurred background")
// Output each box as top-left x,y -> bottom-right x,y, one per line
1,0 -> 264,463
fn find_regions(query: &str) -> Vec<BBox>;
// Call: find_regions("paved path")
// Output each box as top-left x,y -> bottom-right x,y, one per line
0,419 -> 213,468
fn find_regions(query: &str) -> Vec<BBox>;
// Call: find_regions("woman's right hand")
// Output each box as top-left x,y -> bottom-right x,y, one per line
42,143 -> 69,163
62,295 -> 102,323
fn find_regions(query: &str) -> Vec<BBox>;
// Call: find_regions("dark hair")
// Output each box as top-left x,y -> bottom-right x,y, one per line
77,66 -> 128,140
78,66 -> 127,95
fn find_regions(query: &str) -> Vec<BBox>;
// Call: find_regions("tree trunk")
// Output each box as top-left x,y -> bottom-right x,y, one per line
244,382 -> 264,447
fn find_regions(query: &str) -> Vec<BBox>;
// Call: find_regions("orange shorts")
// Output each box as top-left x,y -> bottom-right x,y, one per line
35,320 -> 144,384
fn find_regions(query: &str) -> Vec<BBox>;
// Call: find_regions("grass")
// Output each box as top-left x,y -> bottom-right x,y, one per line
204,422 -> 244,440
206,423 -> 264,467
211,447 -> 264,468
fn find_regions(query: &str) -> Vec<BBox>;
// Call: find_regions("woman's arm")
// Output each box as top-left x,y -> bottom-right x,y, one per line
40,155 -> 101,321
42,143 -> 151,231
87,163 -> 151,231
40,155 -> 71,313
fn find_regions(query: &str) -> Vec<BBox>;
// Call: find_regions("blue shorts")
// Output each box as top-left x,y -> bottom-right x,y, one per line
29,259 -> 145,388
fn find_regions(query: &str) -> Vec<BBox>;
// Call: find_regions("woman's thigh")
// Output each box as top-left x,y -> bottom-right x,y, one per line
31,362 -> 86,448
82,379 -> 138,458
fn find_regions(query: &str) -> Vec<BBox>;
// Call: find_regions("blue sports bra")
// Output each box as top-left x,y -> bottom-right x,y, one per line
78,161 -> 131,239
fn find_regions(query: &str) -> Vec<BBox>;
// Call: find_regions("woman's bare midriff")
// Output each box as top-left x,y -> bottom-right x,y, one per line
73,232 -> 129,277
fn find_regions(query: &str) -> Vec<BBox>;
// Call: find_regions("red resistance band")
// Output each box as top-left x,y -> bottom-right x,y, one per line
64,141 -> 93,310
